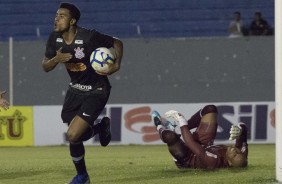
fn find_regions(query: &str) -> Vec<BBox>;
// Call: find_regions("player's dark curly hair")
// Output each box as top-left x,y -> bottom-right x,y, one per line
60,2 -> 81,23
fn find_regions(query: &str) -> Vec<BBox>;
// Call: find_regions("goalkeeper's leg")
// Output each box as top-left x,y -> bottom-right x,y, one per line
160,129 -> 191,168
152,110 -> 191,168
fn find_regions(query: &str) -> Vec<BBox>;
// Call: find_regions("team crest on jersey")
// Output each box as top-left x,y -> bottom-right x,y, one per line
74,47 -> 85,59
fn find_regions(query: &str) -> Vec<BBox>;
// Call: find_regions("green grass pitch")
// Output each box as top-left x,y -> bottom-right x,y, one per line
0,144 -> 276,184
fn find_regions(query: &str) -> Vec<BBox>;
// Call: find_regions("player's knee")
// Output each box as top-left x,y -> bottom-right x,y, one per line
161,130 -> 180,145
201,105 -> 218,116
67,130 -> 80,143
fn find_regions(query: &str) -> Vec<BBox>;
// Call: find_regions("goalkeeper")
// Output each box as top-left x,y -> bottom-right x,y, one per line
152,105 -> 248,169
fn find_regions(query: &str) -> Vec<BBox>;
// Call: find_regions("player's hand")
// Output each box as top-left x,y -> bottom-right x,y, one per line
54,47 -> 72,63
0,91 -> 9,111
95,62 -> 118,76
95,70 -> 108,76
106,61 -> 120,75
165,110 -> 187,127
229,124 -> 243,140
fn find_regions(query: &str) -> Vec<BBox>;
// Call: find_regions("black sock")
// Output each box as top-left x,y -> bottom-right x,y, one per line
80,126 -> 95,142
93,123 -> 101,135
70,142 -> 87,175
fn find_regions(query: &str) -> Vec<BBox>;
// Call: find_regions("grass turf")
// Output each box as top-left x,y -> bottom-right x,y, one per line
0,144 -> 276,184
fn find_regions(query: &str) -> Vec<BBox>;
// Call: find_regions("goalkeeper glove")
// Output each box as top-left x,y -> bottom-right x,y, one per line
165,110 -> 187,127
229,123 -> 243,141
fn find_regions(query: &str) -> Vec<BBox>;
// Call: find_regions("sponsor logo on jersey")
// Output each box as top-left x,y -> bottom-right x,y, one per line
70,83 -> 92,91
56,38 -> 63,42
74,47 -> 85,59
75,40 -> 83,44
65,62 -> 86,72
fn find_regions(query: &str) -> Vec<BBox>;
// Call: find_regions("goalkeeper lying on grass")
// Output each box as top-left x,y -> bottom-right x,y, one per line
152,105 -> 248,169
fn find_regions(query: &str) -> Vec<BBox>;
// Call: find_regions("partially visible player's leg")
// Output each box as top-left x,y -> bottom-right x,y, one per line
79,87 -> 111,146
152,111 -> 190,169
192,105 -> 218,146
187,105 -> 218,129
68,116 -> 91,142
68,142 -> 90,184
67,116 -> 91,184
161,129 -> 191,168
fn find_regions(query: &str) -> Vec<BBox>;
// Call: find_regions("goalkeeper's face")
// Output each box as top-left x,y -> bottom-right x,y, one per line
226,146 -> 247,167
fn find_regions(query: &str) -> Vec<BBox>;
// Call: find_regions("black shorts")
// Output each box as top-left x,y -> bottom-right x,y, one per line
61,86 -> 111,125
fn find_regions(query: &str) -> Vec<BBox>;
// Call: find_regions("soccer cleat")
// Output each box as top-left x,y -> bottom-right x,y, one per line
165,110 -> 187,127
152,110 -> 162,127
152,110 -> 177,131
99,117 -> 111,147
69,173 -> 90,184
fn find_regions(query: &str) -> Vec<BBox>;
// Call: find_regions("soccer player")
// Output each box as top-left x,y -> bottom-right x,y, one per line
42,3 -> 123,184
152,105 -> 248,169
0,90 -> 9,111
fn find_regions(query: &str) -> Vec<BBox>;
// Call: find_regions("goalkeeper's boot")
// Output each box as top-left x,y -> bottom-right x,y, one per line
99,117 -> 111,147
152,110 -> 176,131
69,173 -> 90,184
152,110 -> 162,127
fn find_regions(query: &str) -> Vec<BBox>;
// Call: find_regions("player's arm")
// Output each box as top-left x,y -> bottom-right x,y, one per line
180,125 -> 205,156
0,90 -> 9,111
165,110 -> 205,156
107,38 -> 123,75
42,48 -> 72,72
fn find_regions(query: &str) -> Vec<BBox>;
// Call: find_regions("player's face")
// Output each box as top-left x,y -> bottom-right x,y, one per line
54,8 -> 72,33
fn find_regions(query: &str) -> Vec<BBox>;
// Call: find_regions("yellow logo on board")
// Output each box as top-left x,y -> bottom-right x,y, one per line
0,107 -> 33,146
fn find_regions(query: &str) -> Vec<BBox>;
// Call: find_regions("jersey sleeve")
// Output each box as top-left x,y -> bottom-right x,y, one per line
45,32 -> 57,59
90,30 -> 115,48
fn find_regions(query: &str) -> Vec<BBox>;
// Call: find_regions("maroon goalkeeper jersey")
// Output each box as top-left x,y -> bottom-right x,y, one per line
178,145 -> 230,169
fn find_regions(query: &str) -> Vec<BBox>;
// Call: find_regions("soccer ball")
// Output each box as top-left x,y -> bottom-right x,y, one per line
90,47 -> 115,74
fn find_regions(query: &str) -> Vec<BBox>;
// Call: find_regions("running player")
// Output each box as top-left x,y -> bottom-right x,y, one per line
0,90 -> 9,111
42,3 -> 123,184
152,105 -> 248,169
